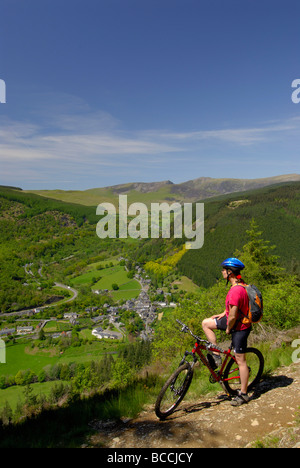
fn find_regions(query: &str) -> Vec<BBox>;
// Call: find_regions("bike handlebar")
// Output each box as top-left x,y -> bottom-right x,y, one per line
176,319 -> 224,352
176,319 -> 207,343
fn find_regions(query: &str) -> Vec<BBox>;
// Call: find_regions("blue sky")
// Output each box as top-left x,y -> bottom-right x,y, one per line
0,0 -> 299,190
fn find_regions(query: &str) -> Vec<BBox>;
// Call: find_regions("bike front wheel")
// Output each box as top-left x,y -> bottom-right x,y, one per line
155,363 -> 194,420
222,347 -> 264,395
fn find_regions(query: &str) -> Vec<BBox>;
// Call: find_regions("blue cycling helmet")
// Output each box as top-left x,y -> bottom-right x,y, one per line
221,257 -> 245,270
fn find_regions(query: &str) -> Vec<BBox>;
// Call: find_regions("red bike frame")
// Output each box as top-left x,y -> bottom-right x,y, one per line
176,319 -> 241,390
191,340 -> 239,387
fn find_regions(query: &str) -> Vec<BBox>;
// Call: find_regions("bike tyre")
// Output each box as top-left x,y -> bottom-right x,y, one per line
155,363 -> 193,420
222,347 -> 264,395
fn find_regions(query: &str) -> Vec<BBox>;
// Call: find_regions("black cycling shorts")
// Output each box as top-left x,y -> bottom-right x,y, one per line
214,316 -> 251,354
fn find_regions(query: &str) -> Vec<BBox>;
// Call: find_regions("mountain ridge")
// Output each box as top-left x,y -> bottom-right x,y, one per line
26,173 -> 300,207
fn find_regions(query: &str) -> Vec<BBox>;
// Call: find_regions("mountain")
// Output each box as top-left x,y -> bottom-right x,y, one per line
176,181 -> 300,287
27,174 -> 300,207
1,179 -> 300,306
170,174 -> 300,200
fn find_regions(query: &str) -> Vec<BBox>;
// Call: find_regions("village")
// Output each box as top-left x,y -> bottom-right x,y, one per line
89,288 -> 176,341
86,262 -> 177,342
0,263 -> 177,344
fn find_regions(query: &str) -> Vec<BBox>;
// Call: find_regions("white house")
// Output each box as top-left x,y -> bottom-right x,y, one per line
92,328 -> 121,340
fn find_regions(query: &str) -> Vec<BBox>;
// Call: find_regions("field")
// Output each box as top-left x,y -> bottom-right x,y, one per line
70,262 -> 141,301
171,276 -> 200,293
27,184 -> 177,208
0,339 -> 123,410
0,381 -> 68,410
0,341 -> 118,379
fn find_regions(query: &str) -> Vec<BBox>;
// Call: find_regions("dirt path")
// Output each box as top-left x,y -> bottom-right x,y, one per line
89,361 -> 300,448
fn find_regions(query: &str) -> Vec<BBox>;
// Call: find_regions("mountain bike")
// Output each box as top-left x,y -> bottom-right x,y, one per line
155,319 -> 264,420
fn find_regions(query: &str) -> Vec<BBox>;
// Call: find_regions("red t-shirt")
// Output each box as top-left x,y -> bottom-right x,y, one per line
225,284 -> 250,331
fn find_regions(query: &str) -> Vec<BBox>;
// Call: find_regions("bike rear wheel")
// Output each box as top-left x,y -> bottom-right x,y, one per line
222,347 -> 264,395
155,363 -> 194,420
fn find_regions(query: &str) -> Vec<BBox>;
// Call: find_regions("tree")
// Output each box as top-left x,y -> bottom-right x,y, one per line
0,401 -> 13,425
15,370 -> 25,386
112,360 -> 134,387
23,384 -> 38,406
38,328 -> 46,341
235,219 -> 283,285
0,376 -> 6,389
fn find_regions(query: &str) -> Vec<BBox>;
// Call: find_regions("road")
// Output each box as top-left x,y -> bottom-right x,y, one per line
0,282 -> 78,318
54,282 -> 78,303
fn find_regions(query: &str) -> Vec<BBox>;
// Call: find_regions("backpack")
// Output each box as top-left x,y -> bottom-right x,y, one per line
236,283 -> 263,324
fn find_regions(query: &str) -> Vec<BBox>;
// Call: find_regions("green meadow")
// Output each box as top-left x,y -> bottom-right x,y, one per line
28,184 -> 177,208
70,263 -> 141,300
0,339 -> 123,410
0,381 -> 68,410
0,341 -> 118,380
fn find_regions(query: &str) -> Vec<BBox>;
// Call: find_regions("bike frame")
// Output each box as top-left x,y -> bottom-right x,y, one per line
179,338 -> 239,391
176,319 -> 241,392
155,320 -> 264,421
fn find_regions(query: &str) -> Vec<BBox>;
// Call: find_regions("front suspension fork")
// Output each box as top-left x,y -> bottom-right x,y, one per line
179,351 -> 198,368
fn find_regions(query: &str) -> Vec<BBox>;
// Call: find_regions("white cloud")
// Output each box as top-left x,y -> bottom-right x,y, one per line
152,120 -> 299,146
0,99 -> 299,189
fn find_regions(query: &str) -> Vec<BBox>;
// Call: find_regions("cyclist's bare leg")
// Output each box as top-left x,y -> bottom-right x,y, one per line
202,318 -> 222,368
202,318 -> 223,369
235,353 -> 249,394
202,317 -> 218,345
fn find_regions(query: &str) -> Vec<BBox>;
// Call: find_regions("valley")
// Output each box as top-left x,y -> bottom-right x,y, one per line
0,177 -> 299,447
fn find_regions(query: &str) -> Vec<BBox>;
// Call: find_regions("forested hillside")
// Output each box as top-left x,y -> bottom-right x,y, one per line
0,187 -> 117,312
153,218 -> 300,365
178,182 -> 300,287
0,182 -> 300,447
0,186 -> 99,225
1,182 -> 300,311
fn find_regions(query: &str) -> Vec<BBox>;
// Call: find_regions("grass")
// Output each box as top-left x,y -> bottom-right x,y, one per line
91,265 -> 128,289
70,269 -> 104,286
0,380 -> 68,411
0,338 -> 298,447
110,288 -> 141,301
69,256 -> 121,287
0,343 -> 55,378
0,378 -> 159,448
27,184 -> 178,209
154,337 -> 297,405
43,320 -> 59,333
86,257 -> 120,270
172,276 -> 200,293
70,263 -> 141,300
91,265 -> 141,299
0,340 -> 122,409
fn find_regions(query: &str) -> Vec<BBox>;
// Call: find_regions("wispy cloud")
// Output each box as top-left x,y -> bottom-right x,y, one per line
149,120 -> 299,146
0,93 -> 299,189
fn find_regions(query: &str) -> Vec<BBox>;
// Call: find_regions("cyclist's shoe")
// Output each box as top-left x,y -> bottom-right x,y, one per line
230,392 -> 250,406
207,353 -> 222,370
